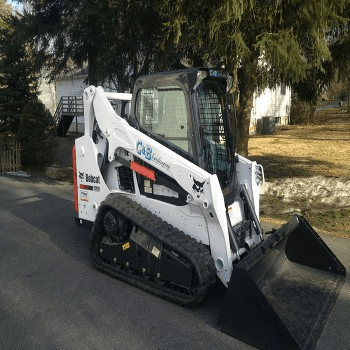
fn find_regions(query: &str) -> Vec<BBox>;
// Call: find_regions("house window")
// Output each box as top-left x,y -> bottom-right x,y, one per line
281,83 -> 286,95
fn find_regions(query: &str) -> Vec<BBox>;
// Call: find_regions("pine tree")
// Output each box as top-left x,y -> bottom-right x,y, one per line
0,12 -> 57,166
0,15 -> 37,133
158,0 -> 349,156
0,0 -> 11,21
20,0 -> 165,90
17,97 -> 56,166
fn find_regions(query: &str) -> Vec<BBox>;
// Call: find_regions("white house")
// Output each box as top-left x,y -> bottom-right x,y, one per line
56,70 -> 88,104
39,70 -> 291,135
250,84 -> 291,134
38,69 -> 88,133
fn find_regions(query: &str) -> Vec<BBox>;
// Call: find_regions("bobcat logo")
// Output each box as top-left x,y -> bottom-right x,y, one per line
192,178 -> 205,198
79,172 -> 84,180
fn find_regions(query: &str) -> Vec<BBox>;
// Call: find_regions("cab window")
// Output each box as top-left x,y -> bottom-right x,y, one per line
135,86 -> 193,154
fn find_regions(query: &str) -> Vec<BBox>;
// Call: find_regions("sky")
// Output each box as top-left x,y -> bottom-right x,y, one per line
6,0 -> 23,12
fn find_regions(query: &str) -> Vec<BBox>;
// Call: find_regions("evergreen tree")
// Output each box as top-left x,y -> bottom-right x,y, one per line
0,0 -> 12,21
326,4 -> 350,97
158,0 -> 349,156
292,63 -> 333,121
17,97 -> 56,166
0,14 -> 37,133
20,0 -> 165,91
0,11 -> 56,166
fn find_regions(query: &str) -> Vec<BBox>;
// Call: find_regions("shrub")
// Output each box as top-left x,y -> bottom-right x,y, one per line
290,100 -> 326,125
17,98 -> 57,166
290,100 -> 312,124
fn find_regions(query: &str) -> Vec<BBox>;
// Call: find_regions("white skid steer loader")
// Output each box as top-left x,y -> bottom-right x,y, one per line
73,68 -> 346,350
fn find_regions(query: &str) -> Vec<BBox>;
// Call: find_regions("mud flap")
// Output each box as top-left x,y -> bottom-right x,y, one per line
217,215 -> 346,350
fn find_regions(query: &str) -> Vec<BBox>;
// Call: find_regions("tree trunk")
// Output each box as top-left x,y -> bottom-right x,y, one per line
227,63 -> 239,151
309,102 -> 317,122
236,56 -> 259,157
227,62 -> 240,108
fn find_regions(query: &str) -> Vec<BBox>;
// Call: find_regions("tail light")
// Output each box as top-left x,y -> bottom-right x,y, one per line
72,145 -> 78,213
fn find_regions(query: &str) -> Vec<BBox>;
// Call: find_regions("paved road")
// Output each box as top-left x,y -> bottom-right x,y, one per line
316,101 -> 342,111
0,174 -> 349,350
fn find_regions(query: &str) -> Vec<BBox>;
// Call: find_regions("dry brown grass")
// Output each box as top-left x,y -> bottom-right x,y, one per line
248,109 -> 350,179
248,107 -> 350,237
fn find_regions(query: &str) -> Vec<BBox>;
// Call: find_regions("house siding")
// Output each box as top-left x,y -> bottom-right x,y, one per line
56,75 -> 87,104
55,75 -> 87,133
250,85 -> 291,134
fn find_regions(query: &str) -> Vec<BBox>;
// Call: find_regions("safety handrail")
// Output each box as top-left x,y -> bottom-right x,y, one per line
54,96 -> 84,126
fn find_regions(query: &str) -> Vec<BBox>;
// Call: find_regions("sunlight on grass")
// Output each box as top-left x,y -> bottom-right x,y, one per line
252,111 -> 350,237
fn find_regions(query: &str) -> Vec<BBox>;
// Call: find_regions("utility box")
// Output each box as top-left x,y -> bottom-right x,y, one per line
262,116 -> 276,135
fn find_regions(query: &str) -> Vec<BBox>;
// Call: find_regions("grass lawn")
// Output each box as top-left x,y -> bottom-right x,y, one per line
248,106 -> 350,237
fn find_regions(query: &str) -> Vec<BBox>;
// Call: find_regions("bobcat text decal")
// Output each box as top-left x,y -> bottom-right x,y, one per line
85,174 -> 100,184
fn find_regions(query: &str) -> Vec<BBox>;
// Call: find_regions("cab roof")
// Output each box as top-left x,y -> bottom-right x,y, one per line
133,68 -> 229,93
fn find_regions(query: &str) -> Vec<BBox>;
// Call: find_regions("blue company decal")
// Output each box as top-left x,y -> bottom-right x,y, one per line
136,140 -> 153,161
136,140 -> 171,170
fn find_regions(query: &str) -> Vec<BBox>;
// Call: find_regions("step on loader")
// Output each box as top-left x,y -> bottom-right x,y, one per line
73,68 -> 346,349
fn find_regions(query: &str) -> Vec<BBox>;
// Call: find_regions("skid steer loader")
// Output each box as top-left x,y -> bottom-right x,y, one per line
73,68 -> 346,349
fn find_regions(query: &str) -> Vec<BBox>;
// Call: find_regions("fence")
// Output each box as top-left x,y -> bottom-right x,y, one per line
0,141 -> 21,173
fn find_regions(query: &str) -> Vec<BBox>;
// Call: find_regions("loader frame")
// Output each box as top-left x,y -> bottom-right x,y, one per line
73,68 -> 346,350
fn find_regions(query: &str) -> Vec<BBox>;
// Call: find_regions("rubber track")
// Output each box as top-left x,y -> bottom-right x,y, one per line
90,194 -> 217,307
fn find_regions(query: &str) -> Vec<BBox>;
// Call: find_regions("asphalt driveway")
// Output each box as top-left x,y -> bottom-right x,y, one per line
0,174 -> 349,349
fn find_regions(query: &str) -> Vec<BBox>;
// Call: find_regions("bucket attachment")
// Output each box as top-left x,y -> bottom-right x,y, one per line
218,215 -> 346,350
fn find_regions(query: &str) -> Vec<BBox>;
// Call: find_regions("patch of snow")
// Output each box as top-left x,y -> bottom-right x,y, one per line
262,176 -> 350,209
6,171 -> 31,177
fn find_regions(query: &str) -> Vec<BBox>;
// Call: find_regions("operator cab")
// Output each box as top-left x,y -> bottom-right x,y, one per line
131,68 -> 235,190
